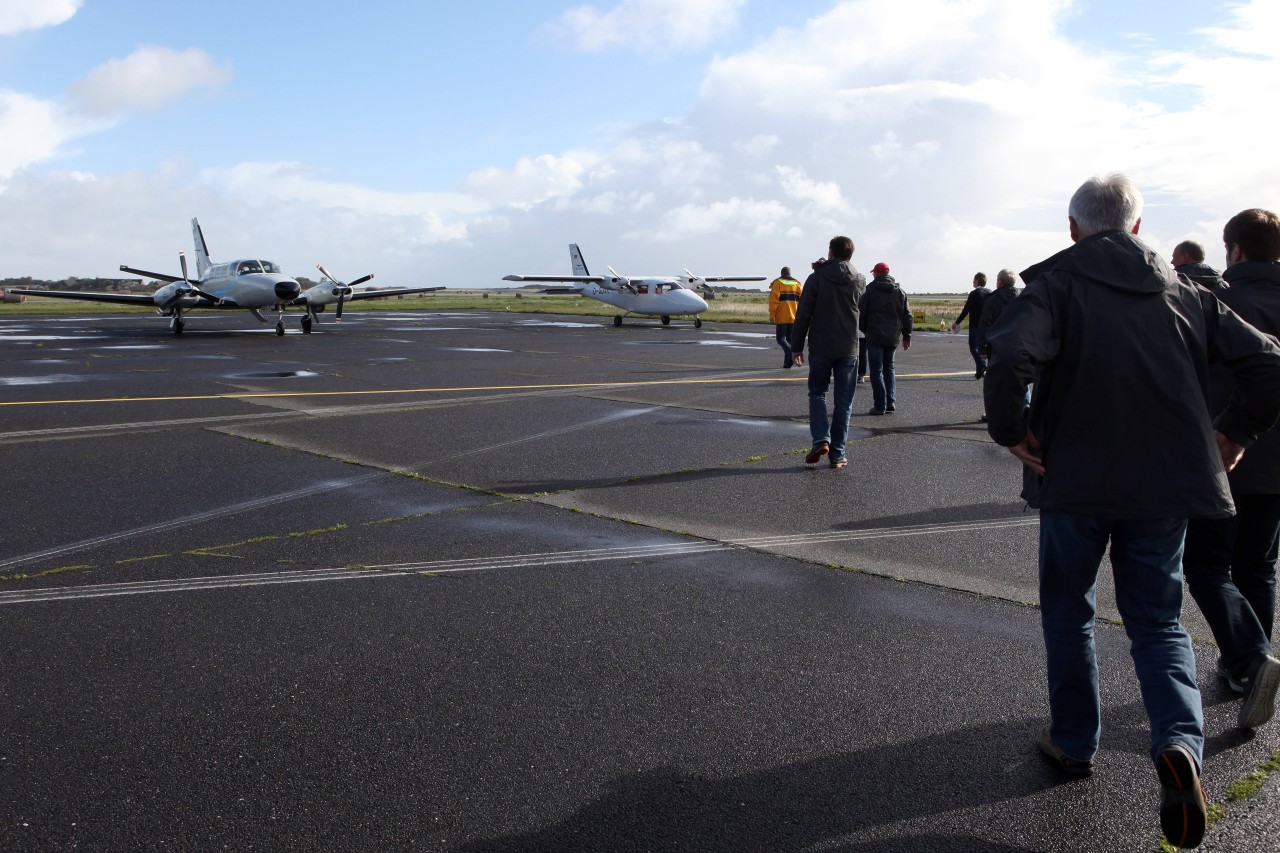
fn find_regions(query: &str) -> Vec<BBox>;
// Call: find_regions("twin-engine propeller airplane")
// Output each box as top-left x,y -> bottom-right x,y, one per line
503,244 -> 764,328
10,219 -> 443,336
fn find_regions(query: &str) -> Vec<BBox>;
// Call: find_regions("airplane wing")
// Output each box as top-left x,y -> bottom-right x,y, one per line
342,286 -> 445,301
119,265 -> 184,283
502,275 -> 605,284
291,286 -> 445,306
7,289 -> 161,307
698,276 -> 767,282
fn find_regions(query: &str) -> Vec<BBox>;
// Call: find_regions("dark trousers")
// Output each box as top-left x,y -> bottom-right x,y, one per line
969,335 -> 988,377
858,336 -> 867,378
776,324 -> 794,359
1184,493 -> 1280,678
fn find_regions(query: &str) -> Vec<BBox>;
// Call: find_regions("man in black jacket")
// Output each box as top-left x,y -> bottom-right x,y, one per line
791,236 -> 866,469
984,174 -> 1280,849
1184,208 -> 1280,731
858,262 -> 912,415
1172,240 -> 1228,291
976,268 -> 1019,354
952,272 -> 991,378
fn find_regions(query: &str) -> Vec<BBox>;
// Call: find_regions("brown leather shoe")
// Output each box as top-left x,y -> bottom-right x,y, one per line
804,443 -> 829,464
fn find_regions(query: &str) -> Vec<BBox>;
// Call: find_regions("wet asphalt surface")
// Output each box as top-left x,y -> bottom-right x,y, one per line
0,309 -> 1276,852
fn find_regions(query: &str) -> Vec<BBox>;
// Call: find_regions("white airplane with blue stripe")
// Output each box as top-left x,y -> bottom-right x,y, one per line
11,218 -> 443,336
503,244 -> 763,328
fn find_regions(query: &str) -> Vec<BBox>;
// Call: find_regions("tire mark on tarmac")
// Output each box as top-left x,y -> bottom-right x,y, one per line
0,517 -> 1038,605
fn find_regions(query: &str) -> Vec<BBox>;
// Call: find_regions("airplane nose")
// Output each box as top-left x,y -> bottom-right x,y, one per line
276,279 -> 301,300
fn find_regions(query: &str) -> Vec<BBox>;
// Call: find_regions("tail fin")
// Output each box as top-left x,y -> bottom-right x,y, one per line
191,218 -> 212,278
570,244 -> 590,277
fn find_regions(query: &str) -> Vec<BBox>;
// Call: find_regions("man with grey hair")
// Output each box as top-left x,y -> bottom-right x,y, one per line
984,173 -> 1280,849
1172,240 -> 1227,291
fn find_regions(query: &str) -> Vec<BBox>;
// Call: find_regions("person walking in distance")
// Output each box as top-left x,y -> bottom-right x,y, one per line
769,267 -> 803,369
791,236 -> 866,469
859,262 -> 912,415
984,174 -> 1280,849
952,272 -> 991,378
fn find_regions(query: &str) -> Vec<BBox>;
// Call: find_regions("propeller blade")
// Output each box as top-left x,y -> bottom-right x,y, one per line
347,273 -> 374,287
335,295 -> 345,320
180,252 -> 189,283
316,264 -> 339,285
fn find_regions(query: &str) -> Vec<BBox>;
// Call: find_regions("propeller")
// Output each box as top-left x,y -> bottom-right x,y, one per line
317,264 -> 374,320
683,268 -> 715,298
605,266 -> 634,293
159,252 -> 223,309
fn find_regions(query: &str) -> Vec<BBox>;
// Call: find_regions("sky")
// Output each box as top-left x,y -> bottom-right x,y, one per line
1,0 -> 1278,292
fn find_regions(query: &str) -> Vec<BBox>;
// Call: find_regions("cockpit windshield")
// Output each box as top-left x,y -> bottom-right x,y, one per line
235,260 -> 282,275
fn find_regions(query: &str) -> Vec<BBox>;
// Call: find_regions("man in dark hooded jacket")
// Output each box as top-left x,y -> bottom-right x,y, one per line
1184,208 -> 1280,732
858,262 -> 912,415
1172,240 -> 1228,291
983,174 -> 1280,850
791,236 -> 866,469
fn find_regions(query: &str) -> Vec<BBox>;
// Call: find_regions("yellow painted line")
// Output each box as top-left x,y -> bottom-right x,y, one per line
0,371 -> 975,407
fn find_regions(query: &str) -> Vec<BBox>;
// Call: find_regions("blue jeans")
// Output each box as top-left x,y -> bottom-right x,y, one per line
1039,512 -> 1203,766
866,344 -> 896,412
807,353 -> 858,461
1184,494 -> 1280,678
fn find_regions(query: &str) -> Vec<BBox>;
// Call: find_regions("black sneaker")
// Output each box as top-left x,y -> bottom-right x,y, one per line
1239,654 -> 1280,729
868,408 -> 885,416
1036,728 -> 1095,777
1156,744 -> 1206,849
1216,655 -> 1245,693
783,357 -> 794,369
886,403 -> 896,413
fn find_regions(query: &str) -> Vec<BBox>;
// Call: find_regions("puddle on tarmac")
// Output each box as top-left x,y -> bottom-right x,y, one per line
705,331 -> 774,339
0,373 -> 87,386
621,339 -> 767,349
232,370 -> 324,379
516,320 -> 602,329
440,347 -> 511,353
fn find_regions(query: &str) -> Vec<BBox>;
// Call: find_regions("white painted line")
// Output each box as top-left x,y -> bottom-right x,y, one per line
0,516 -> 1039,606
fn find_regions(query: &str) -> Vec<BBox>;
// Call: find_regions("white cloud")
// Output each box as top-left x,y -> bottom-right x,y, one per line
68,46 -> 232,116
460,153 -> 596,210
547,0 -> 747,52
0,0 -> 80,35
0,91 -> 104,181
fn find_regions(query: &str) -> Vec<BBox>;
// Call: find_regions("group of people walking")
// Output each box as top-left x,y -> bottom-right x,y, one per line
772,174 -> 1280,850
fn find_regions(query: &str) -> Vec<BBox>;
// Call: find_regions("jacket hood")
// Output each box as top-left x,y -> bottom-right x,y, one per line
1176,262 -> 1227,290
869,274 -> 898,290
1023,231 -> 1171,295
813,259 -> 860,288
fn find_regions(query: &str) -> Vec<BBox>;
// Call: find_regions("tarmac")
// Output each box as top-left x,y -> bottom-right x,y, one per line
0,308 -> 1276,852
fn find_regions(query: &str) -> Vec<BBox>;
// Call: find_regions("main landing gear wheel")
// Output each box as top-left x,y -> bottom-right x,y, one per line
661,315 -> 671,325
173,319 -> 184,336
301,315 -> 313,334
613,315 -> 623,327
694,317 -> 703,329
276,320 -> 286,336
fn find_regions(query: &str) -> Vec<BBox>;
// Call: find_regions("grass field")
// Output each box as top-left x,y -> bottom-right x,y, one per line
1,290 -> 973,330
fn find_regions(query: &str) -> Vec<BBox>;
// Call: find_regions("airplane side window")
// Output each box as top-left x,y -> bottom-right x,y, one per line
262,261 -> 281,274
655,285 -> 664,294
637,284 -> 648,294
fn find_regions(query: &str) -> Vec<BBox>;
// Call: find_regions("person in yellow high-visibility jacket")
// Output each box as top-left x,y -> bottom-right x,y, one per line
768,267 -> 803,368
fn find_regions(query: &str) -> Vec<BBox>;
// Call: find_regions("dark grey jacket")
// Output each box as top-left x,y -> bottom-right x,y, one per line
984,230 -> 1280,518
791,260 -> 866,359
976,284 -> 1018,349
858,274 -> 912,347
1176,262 -> 1228,291
1213,261 -> 1280,494
955,286 -> 990,341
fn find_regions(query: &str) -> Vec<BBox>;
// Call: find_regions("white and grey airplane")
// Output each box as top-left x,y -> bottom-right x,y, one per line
10,218 -> 443,336
503,244 -> 764,328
